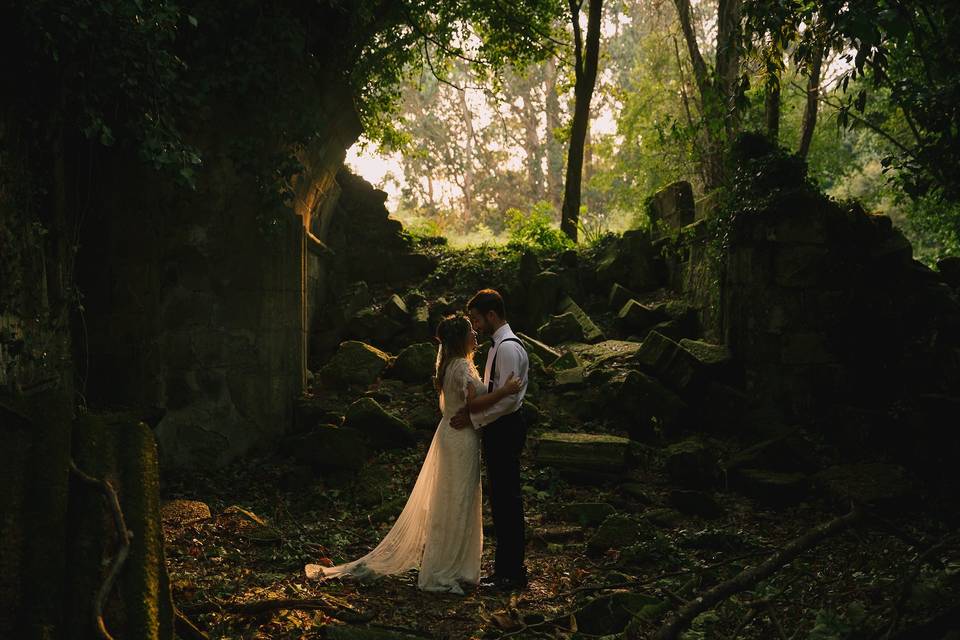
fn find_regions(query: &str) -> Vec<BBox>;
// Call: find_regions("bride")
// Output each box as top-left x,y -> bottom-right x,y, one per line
305,313 -> 522,594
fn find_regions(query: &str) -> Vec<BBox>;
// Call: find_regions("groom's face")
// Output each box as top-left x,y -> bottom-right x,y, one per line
468,308 -> 493,338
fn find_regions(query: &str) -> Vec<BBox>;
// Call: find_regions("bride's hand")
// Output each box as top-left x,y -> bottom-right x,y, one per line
502,372 -> 523,395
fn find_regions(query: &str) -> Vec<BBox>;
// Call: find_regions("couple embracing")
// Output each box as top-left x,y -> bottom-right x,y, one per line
305,289 -> 531,594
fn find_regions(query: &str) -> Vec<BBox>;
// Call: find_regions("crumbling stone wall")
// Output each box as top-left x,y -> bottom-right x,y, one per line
76,86 -> 361,469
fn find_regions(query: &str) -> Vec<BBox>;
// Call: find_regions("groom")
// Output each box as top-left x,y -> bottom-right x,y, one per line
452,289 -> 530,591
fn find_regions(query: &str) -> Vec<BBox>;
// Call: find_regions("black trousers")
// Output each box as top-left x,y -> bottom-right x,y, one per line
481,408 -> 527,578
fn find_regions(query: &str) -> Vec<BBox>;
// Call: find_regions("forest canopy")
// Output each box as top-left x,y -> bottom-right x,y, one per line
2,0 -> 957,260
367,0 -> 960,262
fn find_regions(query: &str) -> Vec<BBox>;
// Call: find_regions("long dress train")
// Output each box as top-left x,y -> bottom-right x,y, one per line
305,357 -> 483,594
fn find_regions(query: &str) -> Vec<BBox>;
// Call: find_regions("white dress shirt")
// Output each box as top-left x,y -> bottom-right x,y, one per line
470,323 -> 528,429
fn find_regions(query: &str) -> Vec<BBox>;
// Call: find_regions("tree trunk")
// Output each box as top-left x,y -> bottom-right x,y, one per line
798,40 -> 825,160
765,77 -> 781,142
457,83 -> 476,226
716,0 -> 743,139
521,87 -> 545,201
561,0 -> 603,242
544,57 -> 564,209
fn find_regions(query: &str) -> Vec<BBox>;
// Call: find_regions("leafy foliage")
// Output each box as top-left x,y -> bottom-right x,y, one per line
504,201 -> 574,253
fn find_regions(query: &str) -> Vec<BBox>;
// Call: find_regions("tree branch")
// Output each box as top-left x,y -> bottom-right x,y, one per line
655,508 -> 864,640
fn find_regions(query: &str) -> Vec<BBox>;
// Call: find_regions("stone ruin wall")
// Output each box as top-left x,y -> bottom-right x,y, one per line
74,88 -> 362,470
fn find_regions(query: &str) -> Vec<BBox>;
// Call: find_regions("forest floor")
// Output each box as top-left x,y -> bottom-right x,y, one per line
161,429 -> 959,640
161,240 -> 960,639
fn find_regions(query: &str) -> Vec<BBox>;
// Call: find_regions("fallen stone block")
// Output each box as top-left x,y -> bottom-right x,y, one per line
320,341 -> 391,387
536,432 -> 631,480
538,312 -> 584,345
556,295 -> 605,343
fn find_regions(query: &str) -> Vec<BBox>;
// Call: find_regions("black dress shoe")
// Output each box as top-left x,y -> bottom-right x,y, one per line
483,574 -> 527,592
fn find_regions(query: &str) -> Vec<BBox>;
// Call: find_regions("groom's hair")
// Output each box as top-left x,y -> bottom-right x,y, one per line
467,289 -> 505,319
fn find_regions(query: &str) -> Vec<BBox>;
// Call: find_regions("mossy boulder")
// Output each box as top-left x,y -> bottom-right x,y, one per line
575,592 -> 665,636
344,398 -> 416,450
386,342 -> 436,384
587,514 -> 642,553
321,341 -> 392,387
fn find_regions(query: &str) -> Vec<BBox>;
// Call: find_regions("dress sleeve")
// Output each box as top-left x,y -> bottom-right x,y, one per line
456,359 -> 476,404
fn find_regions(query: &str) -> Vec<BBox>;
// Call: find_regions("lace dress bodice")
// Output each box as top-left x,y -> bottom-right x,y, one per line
440,357 -> 484,418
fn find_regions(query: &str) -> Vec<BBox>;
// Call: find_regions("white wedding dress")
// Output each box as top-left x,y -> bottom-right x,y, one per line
305,357 -> 484,594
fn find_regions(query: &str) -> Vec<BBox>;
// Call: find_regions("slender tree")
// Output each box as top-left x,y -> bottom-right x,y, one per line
560,0 -> 604,242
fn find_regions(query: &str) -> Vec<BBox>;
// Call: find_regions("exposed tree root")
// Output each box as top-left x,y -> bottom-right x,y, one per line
655,507 -> 864,640
69,460 -> 133,640
181,597 -> 374,624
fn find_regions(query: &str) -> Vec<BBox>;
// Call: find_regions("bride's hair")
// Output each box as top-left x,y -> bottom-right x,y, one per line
434,313 -> 474,391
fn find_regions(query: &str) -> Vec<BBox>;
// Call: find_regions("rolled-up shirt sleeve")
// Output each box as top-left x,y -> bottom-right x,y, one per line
470,341 -> 527,429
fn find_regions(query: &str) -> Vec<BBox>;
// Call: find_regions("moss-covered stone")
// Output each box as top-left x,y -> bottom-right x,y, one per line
386,342 -> 436,384
321,341 -> 392,387
344,398 -> 415,450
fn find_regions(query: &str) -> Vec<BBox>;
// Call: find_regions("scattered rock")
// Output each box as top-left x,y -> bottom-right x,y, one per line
554,366 -> 585,388
725,430 -> 820,474
386,342 -> 436,384
664,439 -> 720,489
344,398 -> 416,450
616,299 -> 665,336
516,331 -> 562,365
550,351 -> 581,371
538,312 -> 584,345
320,341 -> 393,388
382,294 -> 409,324
669,489 -> 725,519
574,592 -> 665,636
634,331 -> 705,394
618,483 -> 656,504
587,514 -> 641,553
604,369 -> 690,438
609,283 -> 639,311
553,502 -> 617,527
349,307 -> 406,347
556,296 -> 605,343
643,507 -> 685,529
